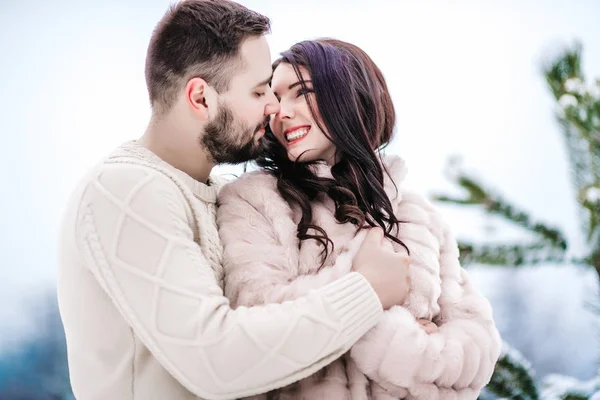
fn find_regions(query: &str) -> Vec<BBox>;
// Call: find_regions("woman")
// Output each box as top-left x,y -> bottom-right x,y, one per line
217,38 -> 501,399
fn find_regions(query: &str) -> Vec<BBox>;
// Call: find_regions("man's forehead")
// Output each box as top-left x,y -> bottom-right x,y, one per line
221,37 -> 270,89
238,36 -> 271,65
230,64 -> 272,89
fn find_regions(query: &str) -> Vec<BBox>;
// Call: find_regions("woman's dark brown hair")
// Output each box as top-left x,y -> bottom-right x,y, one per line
257,38 -> 408,268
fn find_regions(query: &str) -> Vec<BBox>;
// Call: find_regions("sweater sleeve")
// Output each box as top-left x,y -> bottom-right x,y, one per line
350,193 -> 502,400
75,164 -> 383,400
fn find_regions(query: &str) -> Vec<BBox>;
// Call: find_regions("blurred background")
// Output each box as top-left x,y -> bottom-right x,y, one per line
1,0 -> 599,398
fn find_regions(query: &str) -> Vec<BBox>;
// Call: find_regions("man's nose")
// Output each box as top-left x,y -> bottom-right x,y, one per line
264,88 -> 280,116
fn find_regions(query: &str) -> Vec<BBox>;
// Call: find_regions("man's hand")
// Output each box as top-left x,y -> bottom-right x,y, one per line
417,319 -> 439,334
353,228 -> 411,310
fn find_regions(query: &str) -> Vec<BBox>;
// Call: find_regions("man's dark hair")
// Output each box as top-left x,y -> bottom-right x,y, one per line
145,0 -> 270,114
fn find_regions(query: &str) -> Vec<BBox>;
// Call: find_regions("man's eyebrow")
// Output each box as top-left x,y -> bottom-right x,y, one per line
255,74 -> 273,87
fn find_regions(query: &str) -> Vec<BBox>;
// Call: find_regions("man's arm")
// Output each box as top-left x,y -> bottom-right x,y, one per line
75,163 -> 383,400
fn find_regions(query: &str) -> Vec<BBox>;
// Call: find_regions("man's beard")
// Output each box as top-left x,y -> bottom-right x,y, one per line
202,103 -> 269,164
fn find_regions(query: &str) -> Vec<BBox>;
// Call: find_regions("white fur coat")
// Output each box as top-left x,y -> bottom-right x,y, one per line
216,156 -> 502,399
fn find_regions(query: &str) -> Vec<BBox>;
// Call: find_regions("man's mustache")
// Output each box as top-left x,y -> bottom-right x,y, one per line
256,117 -> 270,132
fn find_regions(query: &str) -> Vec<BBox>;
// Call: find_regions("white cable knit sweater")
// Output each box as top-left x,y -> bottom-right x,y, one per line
57,141 -> 384,400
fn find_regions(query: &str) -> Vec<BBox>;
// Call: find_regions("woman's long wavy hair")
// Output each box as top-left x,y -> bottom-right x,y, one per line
256,38 -> 408,268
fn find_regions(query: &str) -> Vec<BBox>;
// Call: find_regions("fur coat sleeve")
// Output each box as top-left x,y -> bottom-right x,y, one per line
350,190 -> 502,400
216,171 -> 357,308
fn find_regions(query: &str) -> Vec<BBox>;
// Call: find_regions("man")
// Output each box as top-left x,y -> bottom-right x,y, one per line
57,1 -> 411,399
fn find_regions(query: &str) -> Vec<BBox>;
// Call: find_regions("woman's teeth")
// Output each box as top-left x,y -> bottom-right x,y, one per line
285,128 -> 309,142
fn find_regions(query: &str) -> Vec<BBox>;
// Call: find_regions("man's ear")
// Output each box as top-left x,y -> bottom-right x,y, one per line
185,77 -> 214,120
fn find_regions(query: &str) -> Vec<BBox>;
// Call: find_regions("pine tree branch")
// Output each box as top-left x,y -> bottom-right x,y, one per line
559,118 -> 594,236
458,241 -> 569,267
562,394 -> 590,400
543,41 -> 583,99
431,195 -> 478,206
484,343 -> 539,400
433,173 -> 568,251
542,372 -> 600,400
544,42 -> 600,246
